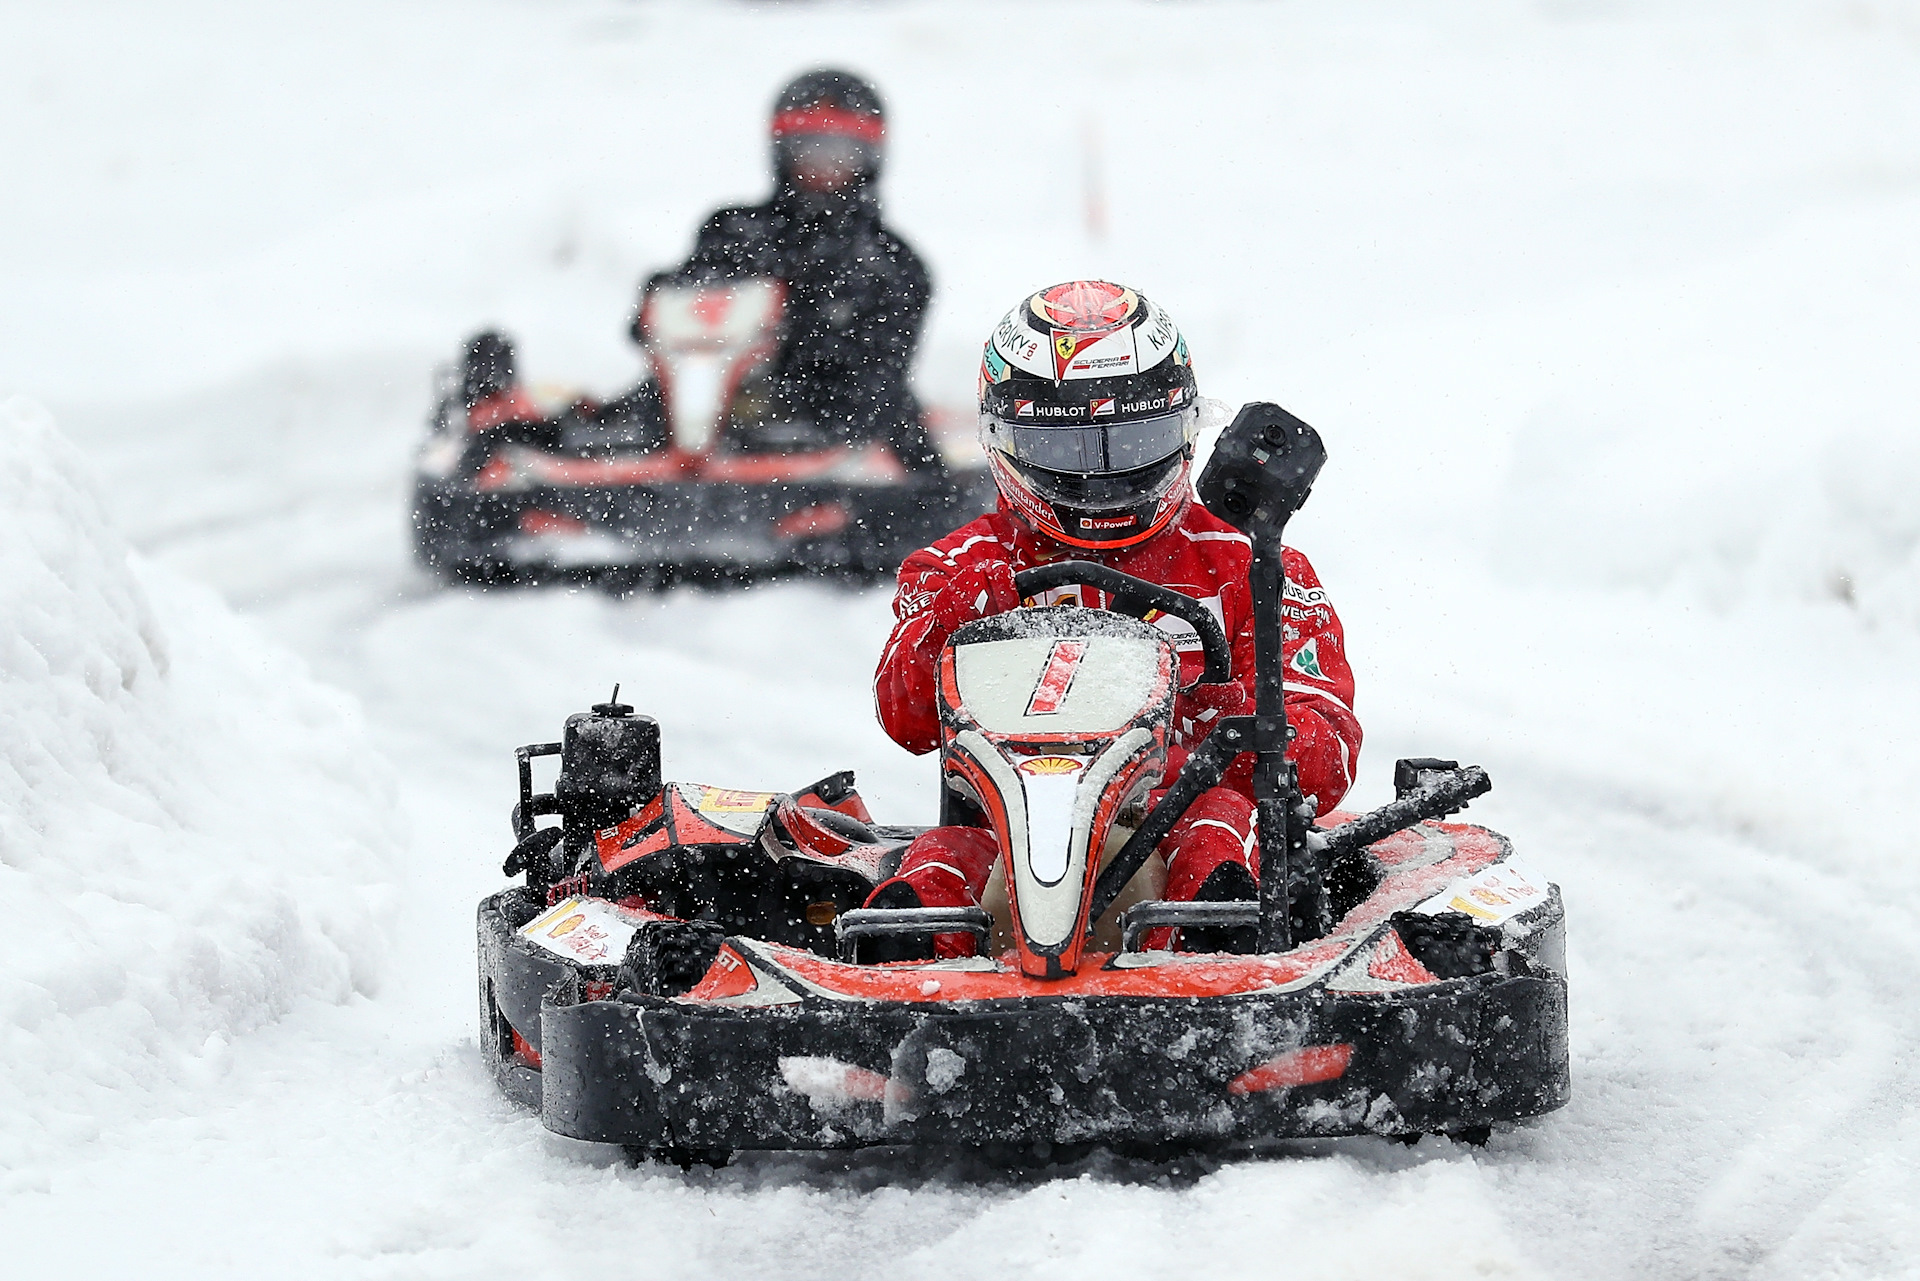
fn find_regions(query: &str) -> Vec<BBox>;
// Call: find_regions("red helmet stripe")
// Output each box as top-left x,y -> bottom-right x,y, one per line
771,107 -> 885,144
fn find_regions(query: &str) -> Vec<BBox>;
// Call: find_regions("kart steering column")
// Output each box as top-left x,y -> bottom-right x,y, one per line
1194,403 -> 1329,951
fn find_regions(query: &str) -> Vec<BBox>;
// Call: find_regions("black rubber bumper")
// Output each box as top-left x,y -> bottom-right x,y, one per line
481,894 -> 1569,1151
414,471 -> 993,577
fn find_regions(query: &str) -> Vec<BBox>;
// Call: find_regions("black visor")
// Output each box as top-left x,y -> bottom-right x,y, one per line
777,134 -> 878,176
1004,450 -> 1187,511
982,406 -> 1194,478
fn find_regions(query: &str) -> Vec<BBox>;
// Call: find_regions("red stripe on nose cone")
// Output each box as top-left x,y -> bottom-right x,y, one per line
771,106 -> 885,144
1227,1043 -> 1354,1096
1025,639 -> 1088,715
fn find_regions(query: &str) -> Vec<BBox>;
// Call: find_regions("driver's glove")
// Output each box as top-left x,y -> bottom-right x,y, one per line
927,561 -> 1022,635
1173,680 -> 1251,750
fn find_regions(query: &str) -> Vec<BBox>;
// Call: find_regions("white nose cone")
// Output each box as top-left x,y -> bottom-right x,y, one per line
1018,757 -> 1085,886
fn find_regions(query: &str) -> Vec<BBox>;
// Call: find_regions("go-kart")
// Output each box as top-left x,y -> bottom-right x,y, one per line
413,275 -> 992,586
473,404 -> 1569,1162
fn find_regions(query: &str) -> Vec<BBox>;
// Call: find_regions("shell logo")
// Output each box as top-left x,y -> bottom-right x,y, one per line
1018,756 -> 1084,777
546,913 -> 586,938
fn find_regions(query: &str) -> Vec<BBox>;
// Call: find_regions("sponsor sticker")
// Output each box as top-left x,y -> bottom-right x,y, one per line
1015,400 -> 1034,418
1052,328 -> 1107,380
1289,637 -> 1327,680
1413,860 -> 1551,924
982,343 -> 1008,383
1018,755 -> 1086,777
1168,385 -> 1186,406
1284,579 -> 1329,607
1135,301 -> 1179,364
1090,398 -> 1115,417
519,896 -> 648,965
1024,639 -> 1088,715
994,313 -> 1045,368
698,786 -> 779,813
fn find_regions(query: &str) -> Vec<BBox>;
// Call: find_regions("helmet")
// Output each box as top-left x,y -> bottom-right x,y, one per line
770,69 -> 885,195
461,330 -> 517,408
979,280 -> 1199,550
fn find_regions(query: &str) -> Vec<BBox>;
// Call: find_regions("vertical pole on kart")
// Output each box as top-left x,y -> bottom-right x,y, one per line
1194,403 -> 1329,954
1246,543 -> 1327,953
1245,545 -> 1298,954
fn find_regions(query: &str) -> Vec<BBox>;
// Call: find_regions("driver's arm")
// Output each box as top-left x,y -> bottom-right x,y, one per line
873,528 -> 1021,754
1275,549 -> 1360,813
1197,548 -> 1360,815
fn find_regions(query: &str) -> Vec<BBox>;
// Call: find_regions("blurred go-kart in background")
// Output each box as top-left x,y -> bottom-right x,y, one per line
413,272 -> 989,589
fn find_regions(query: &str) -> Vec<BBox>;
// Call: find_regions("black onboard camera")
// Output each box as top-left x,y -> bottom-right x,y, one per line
1195,401 -> 1326,539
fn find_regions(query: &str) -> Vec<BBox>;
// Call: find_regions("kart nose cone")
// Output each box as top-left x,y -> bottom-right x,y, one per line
1017,755 -> 1085,886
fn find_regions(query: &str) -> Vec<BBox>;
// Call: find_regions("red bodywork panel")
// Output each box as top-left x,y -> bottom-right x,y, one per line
670,816 -> 1510,1005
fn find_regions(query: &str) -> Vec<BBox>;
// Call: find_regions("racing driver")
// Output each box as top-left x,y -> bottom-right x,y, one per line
866,280 -> 1362,954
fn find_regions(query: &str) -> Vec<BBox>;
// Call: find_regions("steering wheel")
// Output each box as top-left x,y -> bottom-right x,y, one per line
1012,561 -> 1233,684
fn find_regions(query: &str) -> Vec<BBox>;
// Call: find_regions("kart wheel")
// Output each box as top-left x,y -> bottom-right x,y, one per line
619,921 -> 727,998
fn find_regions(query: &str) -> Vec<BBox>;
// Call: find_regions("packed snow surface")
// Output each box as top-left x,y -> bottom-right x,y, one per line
4,1 -> 1920,1277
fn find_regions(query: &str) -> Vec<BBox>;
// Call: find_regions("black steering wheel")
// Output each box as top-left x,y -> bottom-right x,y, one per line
1012,561 -> 1233,684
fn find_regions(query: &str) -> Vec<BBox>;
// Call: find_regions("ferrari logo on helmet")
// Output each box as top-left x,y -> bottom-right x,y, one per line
1090,398 -> 1115,417
1014,400 -> 1034,417
1052,328 -> 1124,381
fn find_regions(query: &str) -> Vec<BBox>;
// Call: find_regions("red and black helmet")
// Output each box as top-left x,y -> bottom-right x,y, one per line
979,281 -> 1199,550
770,69 -> 886,193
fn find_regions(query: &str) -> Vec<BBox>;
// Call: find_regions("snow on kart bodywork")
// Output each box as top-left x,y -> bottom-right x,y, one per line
668,815 -> 1518,1006
939,611 -> 1177,976
593,778 -> 892,881
951,632 -> 1165,735
483,805 -> 1568,1147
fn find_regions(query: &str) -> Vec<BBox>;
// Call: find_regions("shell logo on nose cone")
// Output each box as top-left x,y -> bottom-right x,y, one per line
1018,756 -> 1085,777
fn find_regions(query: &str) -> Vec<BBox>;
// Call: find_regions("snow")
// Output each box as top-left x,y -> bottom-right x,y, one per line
0,398 -> 401,1192
4,0 -> 1920,1276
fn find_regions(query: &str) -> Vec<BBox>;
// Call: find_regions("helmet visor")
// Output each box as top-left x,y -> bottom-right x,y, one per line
982,406 -> 1196,477
777,134 -> 878,188
1003,450 -> 1187,511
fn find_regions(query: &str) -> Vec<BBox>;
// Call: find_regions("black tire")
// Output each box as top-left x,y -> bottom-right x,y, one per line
618,921 -> 728,998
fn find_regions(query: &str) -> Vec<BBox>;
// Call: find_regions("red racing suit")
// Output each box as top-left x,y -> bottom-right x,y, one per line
870,493 -> 1361,953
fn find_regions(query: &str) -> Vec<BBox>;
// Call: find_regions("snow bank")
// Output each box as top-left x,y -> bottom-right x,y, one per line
0,399 -> 401,1189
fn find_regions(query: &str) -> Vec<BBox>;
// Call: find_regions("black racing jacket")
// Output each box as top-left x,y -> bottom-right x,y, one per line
623,186 -> 936,466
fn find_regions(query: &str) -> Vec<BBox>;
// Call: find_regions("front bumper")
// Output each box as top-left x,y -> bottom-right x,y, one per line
414,471 -> 993,577
478,892 -> 1570,1151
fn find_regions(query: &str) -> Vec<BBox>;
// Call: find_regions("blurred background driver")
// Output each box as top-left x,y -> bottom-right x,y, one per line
460,68 -> 936,469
